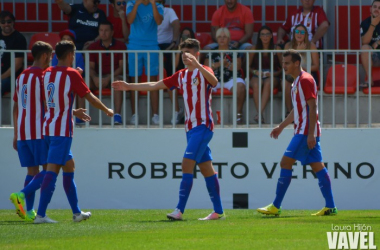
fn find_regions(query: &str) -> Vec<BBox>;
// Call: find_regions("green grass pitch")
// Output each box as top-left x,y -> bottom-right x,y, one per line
0,209 -> 379,250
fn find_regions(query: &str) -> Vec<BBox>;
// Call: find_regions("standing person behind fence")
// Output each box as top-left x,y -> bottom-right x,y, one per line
249,26 -> 282,124
276,0 -> 329,49
126,0 -> 163,125
0,11 -> 27,96
284,24 -> 319,117
175,27 -> 196,71
204,27 -> 246,124
257,49 -> 337,217
108,0 -> 130,43
205,0 -> 254,51
55,0 -> 107,50
112,38 -> 225,221
35,41 -> 114,224
88,21 -> 126,125
360,0 -> 380,88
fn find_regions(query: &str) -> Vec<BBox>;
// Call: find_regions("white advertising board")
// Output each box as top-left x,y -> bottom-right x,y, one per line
0,128 -> 379,210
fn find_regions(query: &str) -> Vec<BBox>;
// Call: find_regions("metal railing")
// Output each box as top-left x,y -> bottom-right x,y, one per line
1,49 -> 380,129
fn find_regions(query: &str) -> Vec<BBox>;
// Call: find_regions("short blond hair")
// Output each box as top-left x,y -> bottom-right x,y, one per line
216,27 -> 230,40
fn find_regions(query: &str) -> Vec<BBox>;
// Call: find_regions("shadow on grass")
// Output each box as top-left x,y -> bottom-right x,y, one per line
135,219 -> 187,223
0,221 -> 32,225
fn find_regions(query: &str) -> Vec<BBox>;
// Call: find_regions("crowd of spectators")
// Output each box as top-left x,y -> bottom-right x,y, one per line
9,0 -> 375,125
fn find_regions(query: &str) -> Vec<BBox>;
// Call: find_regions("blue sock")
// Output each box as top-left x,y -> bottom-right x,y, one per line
273,168 -> 292,209
63,172 -> 81,214
205,174 -> 223,214
37,171 -> 57,217
316,168 -> 335,208
22,171 -> 46,211
176,173 -> 193,214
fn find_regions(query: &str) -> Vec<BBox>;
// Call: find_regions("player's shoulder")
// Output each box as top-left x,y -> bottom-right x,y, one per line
113,39 -> 127,49
202,65 -> 213,71
300,72 -> 315,83
312,5 -> 326,14
361,16 -> 371,26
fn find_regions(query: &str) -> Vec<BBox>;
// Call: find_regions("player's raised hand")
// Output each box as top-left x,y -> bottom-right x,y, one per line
73,108 -> 91,122
270,126 -> 283,139
183,52 -> 200,68
105,108 -> 114,117
112,80 -> 130,91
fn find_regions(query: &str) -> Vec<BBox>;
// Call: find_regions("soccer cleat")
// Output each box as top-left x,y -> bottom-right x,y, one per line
311,207 -> 338,216
198,211 -> 226,221
34,215 -> 58,224
257,203 -> 281,216
25,210 -> 37,222
167,208 -> 183,221
73,211 -> 92,222
9,192 -> 26,219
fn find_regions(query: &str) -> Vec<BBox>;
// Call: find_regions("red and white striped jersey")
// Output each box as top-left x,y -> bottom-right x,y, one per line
291,71 -> 321,137
163,66 -> 215,132
13,67 -> 45,141
43,66 -> 90,137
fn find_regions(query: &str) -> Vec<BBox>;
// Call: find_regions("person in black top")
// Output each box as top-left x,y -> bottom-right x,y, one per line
0,11 -> 27,96
55,0 -> 107,50
360,0 -> 380,88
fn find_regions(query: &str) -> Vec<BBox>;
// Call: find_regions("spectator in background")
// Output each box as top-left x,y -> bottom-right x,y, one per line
204,28 -> 246,124
175,27 -> 196,71
249,26 -> 282,124
205,0 -> 254,51
55,0 -> 107,50
157,0 -> 182,124
88,21 -> 126,124
0,11 -> 27,96
157,0 -> 180,76
276,0 -> 329,49
284,24 -> 319,116
108,0 -> 130,43
126,0 -> 163,125
360,0 -> 380,88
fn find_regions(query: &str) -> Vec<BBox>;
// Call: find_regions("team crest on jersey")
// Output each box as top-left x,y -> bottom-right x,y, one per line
47,82 -> 55,108
192,77 -> 199,86
93,13 -> 99,19
21,84 -> 28,109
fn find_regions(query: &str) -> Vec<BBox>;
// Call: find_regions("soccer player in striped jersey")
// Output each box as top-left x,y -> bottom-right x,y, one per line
34,41 -> 114,224
257,49 -> 337,216
112,38 -> 225,221
10,41 -> 91,222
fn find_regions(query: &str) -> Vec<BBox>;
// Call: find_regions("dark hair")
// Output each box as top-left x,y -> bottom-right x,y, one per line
0,10 -> 15,22
55,40 -> 76,60
179,38 -> 200,51
99,20 -> 113,31
255,25 -> 275,50
373,0 -> 380,6
31,41 -> 53,60
283,49 -> 302,63
180,27 -> 195,40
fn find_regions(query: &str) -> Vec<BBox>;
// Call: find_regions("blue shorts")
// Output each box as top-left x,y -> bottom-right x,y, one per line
44,136 -> 73,166
284,134 -> 322,165
184,125 -> 213,164
17,139 -> 48,167
127,43 -> 159,77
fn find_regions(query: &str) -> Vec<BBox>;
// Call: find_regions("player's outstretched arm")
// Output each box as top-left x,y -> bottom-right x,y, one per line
12,102 -> 18,151
112,80 -> 168,92
270,109 -> 294,139
73,108 -> 91,122
84,92 -> 114,117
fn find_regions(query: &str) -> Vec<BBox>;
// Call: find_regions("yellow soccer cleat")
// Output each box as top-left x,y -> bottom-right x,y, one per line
311,207 -> 338,216
25,210 -> 37,222
9,192 -> 26,219
257,203 -> 281,216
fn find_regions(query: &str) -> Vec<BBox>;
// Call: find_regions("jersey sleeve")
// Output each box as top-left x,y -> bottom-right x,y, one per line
68,4 -> 79,17
211,9 -> 221,26
203,65 -> 216,86
163,70 -> 180,90
70,71 -> 91,98
361,19 -> 369,37
168,8 -> 179,23
15,33 -> 27,58
281,10 -> 295,32
300,77 -> 317,101
126,1 -> 135,15
316,7 -> 329,25
243,6 -> 254,24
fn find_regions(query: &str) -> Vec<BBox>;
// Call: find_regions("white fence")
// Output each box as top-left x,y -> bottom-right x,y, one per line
1,49 -> 380,128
